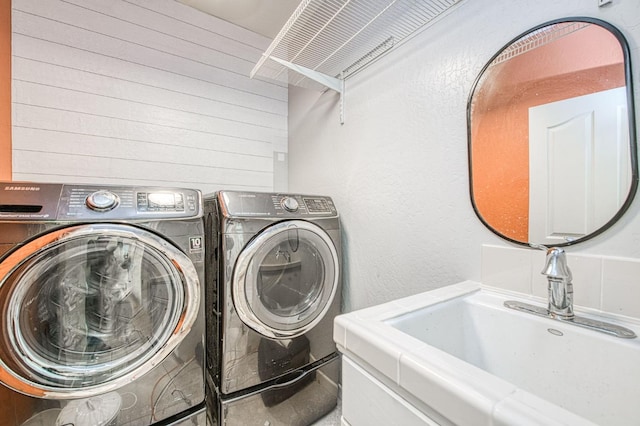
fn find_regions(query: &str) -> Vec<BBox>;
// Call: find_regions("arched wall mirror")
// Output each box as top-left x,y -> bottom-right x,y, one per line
468,17 -> 638,247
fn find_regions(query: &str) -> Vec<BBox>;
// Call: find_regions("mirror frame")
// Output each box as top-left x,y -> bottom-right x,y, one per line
467,17 -> 638,247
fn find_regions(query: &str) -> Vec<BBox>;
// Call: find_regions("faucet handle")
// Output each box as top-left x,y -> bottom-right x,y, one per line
542,247 -> 572,279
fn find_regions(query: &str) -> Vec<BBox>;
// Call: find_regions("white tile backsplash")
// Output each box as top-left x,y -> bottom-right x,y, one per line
530,249 -> 548,299
481,245 -> 532,294
602,258 -> 640,318
566,254 -> 603,310
482,245 -> 640,319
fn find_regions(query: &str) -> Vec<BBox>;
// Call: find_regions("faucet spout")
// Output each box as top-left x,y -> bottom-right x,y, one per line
542,248 -> 574,319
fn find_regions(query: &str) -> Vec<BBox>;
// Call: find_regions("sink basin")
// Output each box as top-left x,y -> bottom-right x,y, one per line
334,281 -> 640,425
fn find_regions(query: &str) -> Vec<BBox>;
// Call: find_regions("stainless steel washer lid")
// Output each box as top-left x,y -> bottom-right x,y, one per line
232,220 -> 339,339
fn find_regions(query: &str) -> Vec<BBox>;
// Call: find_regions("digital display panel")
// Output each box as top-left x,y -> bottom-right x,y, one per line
303,197 -> 331,213
138,192 -> 184,212
148,193 -> 179,207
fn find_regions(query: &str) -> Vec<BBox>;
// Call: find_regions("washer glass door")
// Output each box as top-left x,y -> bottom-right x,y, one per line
233,220 -> 339,338
0,224 -> 200,399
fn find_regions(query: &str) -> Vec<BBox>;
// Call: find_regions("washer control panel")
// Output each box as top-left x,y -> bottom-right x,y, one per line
64,185 -> 201,220
0,183 -> 202,221
219,191 -> 337,218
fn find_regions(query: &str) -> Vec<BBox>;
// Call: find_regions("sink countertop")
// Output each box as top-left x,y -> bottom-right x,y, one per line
334,280 -> 640,425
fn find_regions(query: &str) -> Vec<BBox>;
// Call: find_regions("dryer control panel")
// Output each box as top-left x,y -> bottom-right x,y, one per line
219,191 -> 337,218
0,182 -> 202,221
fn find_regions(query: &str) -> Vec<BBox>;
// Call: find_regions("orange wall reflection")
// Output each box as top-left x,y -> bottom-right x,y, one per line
471,25 -> 625,241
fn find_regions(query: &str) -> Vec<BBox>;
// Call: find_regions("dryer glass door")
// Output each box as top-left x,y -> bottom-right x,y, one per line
233,220 -> 339,338
0,224 -> 200,399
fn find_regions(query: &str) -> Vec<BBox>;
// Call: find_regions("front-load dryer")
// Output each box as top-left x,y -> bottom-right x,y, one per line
0,182 -> 206,426
204,190 -> 342,426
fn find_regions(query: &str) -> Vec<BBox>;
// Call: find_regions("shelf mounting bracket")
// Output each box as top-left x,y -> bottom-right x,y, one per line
268,56 -> 346,124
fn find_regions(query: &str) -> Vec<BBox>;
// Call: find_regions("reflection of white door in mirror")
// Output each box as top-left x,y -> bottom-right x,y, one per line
529,87 -> 629,245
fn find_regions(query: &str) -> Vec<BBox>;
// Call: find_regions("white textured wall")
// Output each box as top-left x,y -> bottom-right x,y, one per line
12,0 -> 287,194
288,0 -> 640,312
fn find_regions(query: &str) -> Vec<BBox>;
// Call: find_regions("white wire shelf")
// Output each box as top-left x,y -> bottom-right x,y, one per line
492,22 -> 591,66
250,0 -> 463,94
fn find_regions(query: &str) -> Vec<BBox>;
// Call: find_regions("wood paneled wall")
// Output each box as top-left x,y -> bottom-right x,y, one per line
0,0 -> 10,180
11,0 -> 287,193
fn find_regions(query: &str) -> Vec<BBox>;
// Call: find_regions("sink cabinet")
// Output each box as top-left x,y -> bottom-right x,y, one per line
341,355 -> 444,426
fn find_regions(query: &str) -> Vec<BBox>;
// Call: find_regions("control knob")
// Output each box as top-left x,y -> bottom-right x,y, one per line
281,197 -> 299,212
86,190 -> 119,212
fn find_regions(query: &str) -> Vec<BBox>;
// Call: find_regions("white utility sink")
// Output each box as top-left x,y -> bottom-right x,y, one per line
334,281 -> 640,425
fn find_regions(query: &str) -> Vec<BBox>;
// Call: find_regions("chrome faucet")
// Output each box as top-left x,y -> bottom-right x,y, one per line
542,247 -> 574,319
504,245 -> 637,339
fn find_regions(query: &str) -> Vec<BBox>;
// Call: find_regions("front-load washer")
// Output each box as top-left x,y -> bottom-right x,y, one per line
204,190 -> 342,426
0,182 -> 206,426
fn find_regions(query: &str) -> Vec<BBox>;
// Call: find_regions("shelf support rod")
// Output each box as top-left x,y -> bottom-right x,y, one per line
268,56 -> 345,124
